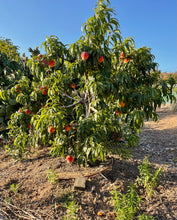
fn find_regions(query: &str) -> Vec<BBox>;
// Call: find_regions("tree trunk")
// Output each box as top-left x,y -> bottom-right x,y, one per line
170,97 -> 177,112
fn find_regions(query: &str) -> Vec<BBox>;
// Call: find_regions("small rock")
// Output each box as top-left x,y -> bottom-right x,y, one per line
91,185 -> 96,193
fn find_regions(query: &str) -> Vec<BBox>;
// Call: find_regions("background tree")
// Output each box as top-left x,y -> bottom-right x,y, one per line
0,37 -> 20,61
0,38 -> 29,134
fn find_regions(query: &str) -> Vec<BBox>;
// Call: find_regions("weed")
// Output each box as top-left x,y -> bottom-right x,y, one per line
9,183 -> 19,194
62,200 -> 79,220
46,168 -> 58,184
5,197 -> 11,204
111,157 -> 163,219
60,191 -> 74,204
138,213 -> 155,220
137,156 -> 162,198
172,157 -> 177,165
111,183 -> 141,220
55,190 -> 78,220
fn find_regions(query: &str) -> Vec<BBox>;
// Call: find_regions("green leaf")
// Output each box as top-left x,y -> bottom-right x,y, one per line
100,149 -> 104,161
0,117 -> 4,123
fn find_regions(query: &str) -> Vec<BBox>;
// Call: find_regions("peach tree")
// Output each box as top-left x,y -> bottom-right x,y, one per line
6,0 -> 176,164
0,50 -> 21,134
0,38 -> 30,136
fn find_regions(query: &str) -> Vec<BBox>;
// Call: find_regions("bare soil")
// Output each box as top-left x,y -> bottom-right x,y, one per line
0,105 -> 177,220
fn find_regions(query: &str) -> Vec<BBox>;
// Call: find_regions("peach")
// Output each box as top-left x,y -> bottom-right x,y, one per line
120,101 -> 125,107
98,56 -> 104,63
66,155 -> 74,163
64,125 -> 71,132
48,126 -> 55,134
81,51 -> 89,61
120,52 -> 125,60
49,60 -> 55,67
24,109 -> 31,114
124,58 -> 130,63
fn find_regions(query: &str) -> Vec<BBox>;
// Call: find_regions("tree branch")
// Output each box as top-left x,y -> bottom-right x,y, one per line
74,87 -> 81,99
59,100 -> 81,109
59,89 -> 79,102
90,106 -> 98,113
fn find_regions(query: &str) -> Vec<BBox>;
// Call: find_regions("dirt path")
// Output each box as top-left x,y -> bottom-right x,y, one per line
133,105 -> 177,164
0,106 -> 177,220
131,105 -> 177,219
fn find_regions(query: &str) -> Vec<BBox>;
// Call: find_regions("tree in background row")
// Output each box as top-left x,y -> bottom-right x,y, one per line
161,72 -> 177,81
0,37 -> 30,135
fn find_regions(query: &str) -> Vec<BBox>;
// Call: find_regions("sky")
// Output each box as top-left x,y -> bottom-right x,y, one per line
0,0 -> 176,73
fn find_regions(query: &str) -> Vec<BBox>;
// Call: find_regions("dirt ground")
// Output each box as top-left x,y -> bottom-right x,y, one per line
0,105 -> 177,220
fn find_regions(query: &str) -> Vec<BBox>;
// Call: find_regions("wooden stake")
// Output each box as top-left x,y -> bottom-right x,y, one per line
74,177 -> 86,190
